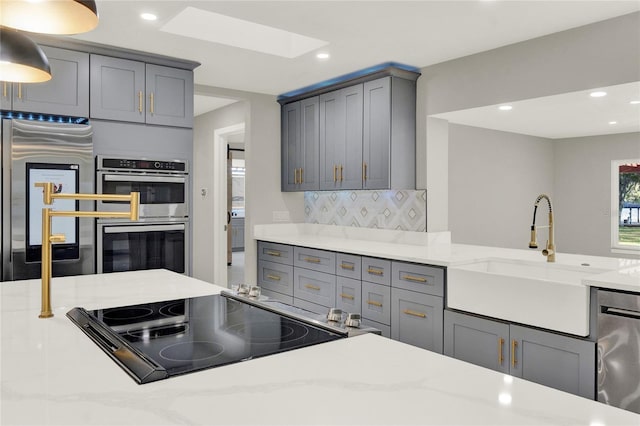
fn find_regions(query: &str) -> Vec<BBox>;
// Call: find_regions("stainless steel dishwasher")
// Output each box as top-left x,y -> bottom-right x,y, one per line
597,289 -> 640,414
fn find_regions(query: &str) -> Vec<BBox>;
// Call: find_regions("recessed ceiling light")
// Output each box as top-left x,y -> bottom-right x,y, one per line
498,105 -> 512,111
609,121 -> 618,125
316,52 -> 330,60
631,100 -> 640,105
141,13 -> 157,21
590,91 -> 607,98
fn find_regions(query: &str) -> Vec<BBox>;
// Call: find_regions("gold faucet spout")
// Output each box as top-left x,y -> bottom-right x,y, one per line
36,182 -> 140,318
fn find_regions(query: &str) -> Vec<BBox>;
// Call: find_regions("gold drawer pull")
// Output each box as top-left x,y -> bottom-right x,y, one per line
339,165 -> 343,182
340,263 -> 355,270
333,165 -> 337,182
403,309 -> 426,318
402,275 -> 427,283
367,300 -> 383,307
340,293 -> 355,300
265,250 -> 281,257
266,274 -> 281,281
304,257 -> 321,263
367,268 -> 384,276
305,284 -> 321,291
138,90 -> 143,112
498,338 -> 504,365
511,339 -> 518,368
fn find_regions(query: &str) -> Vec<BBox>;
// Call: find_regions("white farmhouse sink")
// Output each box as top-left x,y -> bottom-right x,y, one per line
447,258 -> 609,336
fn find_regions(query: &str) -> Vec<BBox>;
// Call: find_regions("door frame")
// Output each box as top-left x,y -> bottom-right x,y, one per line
213,123 -> 245,287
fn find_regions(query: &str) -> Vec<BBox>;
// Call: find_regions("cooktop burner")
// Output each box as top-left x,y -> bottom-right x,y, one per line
67,294 -> 343,384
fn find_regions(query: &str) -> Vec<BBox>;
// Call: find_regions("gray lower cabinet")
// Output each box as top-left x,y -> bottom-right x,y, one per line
336,276 -> 362,313
257,260 -> 293,297
361,281 -> 391,326
294,267 -> 336,308
231,217 -> 244,251
391,288 -> 443,353
10,46 -> 89,117
444,309 -> 595,399
90,55 -> 193,127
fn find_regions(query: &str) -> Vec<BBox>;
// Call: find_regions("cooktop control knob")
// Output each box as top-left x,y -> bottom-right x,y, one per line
344,313 -> 361,328
248,286 -> 261,298
237,284 -> 249,295
327,308 -> 343,322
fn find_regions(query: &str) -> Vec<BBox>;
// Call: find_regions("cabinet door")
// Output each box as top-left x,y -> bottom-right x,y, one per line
336,276 -> 362,313
336,253 -> 362,280
510,324 -> 595,399
294,268 -> 336,308
145,64 -> 194,128
362,77 -> 390,190
90,55 -> 145,123
281,97 -> 319,191
258,260 -> 293,297
281,101 -> 301,191
319,85 -> 363,190
443,310 -> 510,374
293,246 -> 335,274
13,46 -> 89,117
392,288 -> 443,353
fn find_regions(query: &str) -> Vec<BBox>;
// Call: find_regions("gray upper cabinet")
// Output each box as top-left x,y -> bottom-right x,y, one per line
90,55 -> 145,123
363,76 -> 416,190
281,97 -> 320,191
90,55 -> 194,128
319,85 -> 363,190
1,82 -> 12,110
444,309 -> 595,399
11,46 -> 89,117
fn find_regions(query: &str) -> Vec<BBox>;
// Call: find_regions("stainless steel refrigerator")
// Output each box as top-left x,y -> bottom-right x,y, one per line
2,119 -> 94,281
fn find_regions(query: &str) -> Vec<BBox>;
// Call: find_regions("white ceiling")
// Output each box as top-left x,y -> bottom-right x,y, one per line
72,1 -> 640,132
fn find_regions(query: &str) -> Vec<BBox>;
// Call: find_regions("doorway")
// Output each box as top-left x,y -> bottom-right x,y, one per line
227,144 -> 245,286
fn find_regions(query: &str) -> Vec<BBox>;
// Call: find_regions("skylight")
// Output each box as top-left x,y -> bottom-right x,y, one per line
160,7 -> 328,58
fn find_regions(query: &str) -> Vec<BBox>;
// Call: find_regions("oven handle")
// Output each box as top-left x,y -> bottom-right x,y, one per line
103,174 -> 186,183
103,224 -> 185,233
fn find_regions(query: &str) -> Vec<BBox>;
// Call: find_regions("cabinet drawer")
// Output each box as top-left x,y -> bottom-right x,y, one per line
362,281 -> 391,325
261,288 -> 293,305
391,288 -> 443,353
258,241 -> 293,265
361,257 -> 391,286
362,318 -> 391,339
336,253 -> 362,279
392,262 -> 444,297
294,268 -> 336,308
257,260 -> 293,296
293,298 -> 328,315
336,277 -> 362,313
294,246 -> 335,274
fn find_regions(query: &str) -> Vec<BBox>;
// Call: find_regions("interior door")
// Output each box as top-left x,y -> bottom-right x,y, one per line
227,148 -> 232,265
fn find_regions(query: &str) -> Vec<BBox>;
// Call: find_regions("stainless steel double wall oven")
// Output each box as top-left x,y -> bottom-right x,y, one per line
95,156 -> 189,275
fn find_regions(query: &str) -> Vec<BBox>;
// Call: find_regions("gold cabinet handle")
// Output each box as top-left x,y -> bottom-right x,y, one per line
498,338 -> 504,366
300,167 -> 304,183
362,162 -> 367,181
339,165 -> 343,182
367,267 -> 384,276
266,274 -> 281,281
333,165 -> 337,182
304,256 -> 321,263
340,293 -> 355,300
340,263 -> 355,271
403,309 -> 426,318
2,82 -> 7,98
149,92 -> 154,114
402,275 -> 427,283
367,300 -> 383,307
511,339 -> 518,368
293,168 -> 299,184
18,83 -> 23,100
138,90 -> 143,112
304,283 -> 321,291
265,250 -> 281,257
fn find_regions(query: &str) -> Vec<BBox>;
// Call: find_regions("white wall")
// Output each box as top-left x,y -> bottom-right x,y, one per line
554,132 -> 640,258
448,124 -> 554,249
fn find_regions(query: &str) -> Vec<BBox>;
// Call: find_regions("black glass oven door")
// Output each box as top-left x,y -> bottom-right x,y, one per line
101,223 -> 185,274
101,175 -> 186,205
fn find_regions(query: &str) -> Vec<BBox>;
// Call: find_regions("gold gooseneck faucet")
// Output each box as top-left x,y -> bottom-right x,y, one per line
529,193 -> 555,263
36,182 -> 140,319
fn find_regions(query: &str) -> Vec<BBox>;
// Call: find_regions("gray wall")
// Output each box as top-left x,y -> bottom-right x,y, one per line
554,132 -> 640,257
448,124 -> 554,249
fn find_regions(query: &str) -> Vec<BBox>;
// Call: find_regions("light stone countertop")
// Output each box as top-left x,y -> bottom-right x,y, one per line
254,223 -> 640,292
2,269 -> 639,425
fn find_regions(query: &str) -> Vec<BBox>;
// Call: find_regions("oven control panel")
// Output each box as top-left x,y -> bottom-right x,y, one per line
98,156 -> 187,173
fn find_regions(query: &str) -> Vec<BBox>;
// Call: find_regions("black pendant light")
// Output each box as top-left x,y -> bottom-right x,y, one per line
0,27 -> 52,83
0,0 -> 99,35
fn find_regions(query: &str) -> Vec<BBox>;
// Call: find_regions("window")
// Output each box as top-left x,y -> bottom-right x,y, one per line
612,159 -> 640,252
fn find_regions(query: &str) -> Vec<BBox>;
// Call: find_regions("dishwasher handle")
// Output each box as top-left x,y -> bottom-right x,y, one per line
600,306 -> 640,320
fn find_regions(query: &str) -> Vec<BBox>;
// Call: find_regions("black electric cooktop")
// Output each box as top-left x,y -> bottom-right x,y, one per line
67,294 -> 344,384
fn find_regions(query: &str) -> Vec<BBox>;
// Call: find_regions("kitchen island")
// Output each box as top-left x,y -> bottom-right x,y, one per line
1,269 -> 639,425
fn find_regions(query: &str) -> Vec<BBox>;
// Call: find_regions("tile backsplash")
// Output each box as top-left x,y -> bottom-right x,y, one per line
304,190 -> 427,231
